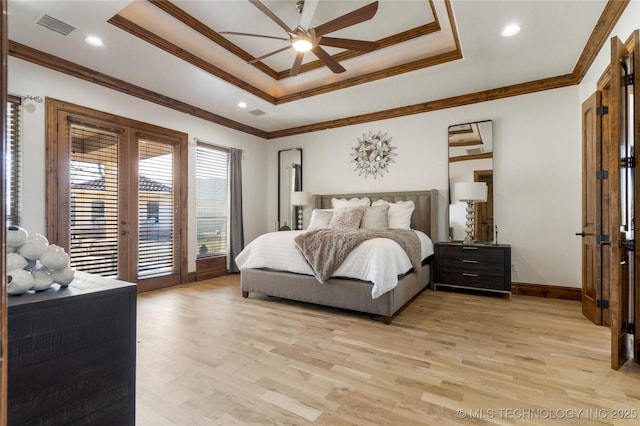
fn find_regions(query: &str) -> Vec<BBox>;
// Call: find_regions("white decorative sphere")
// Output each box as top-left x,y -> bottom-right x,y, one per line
19,233 -> 49,260
50,267 -> 75,286
7,225 -> 28,249
7,269 -> 35,295
32,269 -> 54,291
7,252 -> 28,271
40,245 -> 70,270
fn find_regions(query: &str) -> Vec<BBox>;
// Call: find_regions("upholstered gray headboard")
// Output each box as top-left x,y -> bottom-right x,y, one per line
313,189 -> 438,241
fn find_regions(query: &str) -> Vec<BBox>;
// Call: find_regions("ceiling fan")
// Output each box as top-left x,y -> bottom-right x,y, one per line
220,0 -> 380,76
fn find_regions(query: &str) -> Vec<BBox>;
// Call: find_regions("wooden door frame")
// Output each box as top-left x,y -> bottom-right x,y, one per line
45,98 -> 189,290
473,169 -> 493,241
0,0 -> 8,423
607,35 -> 632,370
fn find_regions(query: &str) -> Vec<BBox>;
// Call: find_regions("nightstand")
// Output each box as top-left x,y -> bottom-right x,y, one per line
434,241 -> 511,295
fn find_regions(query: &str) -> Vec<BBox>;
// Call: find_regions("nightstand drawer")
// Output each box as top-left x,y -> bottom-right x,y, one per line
438,271 -> 507,290
438,258 -> 505,276
437,245 -> 505,263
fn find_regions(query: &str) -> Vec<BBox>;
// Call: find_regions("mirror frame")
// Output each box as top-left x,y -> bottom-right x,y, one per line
277,148 -> 302,230
447,120 -> 494,243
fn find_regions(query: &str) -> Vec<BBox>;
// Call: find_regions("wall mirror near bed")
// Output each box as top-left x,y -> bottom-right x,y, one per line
277,148 -> 302,230
448,120 -> 494,243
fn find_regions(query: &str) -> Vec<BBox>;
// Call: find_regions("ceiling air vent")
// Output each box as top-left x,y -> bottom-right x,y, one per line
34,13 -> 76,36
249,109 -> 266,116
466,148 -> 483,155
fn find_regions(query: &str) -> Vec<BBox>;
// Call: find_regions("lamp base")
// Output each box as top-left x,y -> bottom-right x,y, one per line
463,201 -> 475,245
297,210 -> 303,231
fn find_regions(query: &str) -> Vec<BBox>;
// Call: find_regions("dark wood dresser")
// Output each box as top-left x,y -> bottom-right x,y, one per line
434,242 -> 511,294
7,271 -> 136,425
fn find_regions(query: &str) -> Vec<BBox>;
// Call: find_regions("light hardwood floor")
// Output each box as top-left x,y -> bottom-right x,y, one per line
136,275 -> 640,425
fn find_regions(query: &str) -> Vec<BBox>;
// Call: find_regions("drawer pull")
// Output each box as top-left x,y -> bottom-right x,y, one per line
462,246 -> 479,250
462,260 -> 478,264
462,273 -> 479,277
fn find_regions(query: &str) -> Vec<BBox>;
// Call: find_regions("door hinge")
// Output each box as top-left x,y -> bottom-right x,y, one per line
597,234 -> 611,245
621,156 -> 635,169
625,73 -> 634,85
619,239 -> 635,251
596,170 -> 609,180
623,322 -> 635,334
597,299 -> 609,309
596,105 -> 609,116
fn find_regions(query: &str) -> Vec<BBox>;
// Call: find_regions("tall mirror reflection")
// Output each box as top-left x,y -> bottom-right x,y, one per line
278,148 -> 302,230
448,120 -> 494,243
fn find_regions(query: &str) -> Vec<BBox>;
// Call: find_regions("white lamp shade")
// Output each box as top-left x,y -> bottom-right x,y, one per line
455,182 -> 487,202
290,191 -> 312,206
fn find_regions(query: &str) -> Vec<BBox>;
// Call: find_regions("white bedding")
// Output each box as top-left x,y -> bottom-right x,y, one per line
235,230 -> 434,298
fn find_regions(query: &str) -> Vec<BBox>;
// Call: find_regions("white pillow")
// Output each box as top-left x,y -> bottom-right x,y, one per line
360,204 -> 390,230
372,199 -> 415,229
331,197 -> 370,209
307,209 -> 333,231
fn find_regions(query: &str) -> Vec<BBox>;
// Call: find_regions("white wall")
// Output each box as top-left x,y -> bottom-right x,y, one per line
580,0 -> 640,103
269,87 -> 582,287
8,58 -> 268,272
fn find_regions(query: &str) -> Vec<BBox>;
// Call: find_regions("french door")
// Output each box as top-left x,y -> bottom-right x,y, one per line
46,99 -> 188,291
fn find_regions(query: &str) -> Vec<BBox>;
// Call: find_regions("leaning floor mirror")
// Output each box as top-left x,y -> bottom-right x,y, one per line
277,148 -> 302,230
448,120 -> 494,243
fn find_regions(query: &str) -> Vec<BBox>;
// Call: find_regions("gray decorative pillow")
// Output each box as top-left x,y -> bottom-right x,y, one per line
307,209 -> 334,231
360,204 -> 390,230
328,206 -> 366,230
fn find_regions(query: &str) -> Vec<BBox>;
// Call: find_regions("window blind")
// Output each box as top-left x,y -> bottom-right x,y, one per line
69,125 -> 119,277
138,139 -> 174,277
6,96 -> 22,226
196,145 -> 228,258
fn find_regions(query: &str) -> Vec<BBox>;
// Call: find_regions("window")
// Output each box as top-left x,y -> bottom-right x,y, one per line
147,200 -> 159,222
196,144 -> 228,258
5,96 -> 22,226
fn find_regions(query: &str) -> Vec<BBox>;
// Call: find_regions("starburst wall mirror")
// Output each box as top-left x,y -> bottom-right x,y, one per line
351,131 -> 396,178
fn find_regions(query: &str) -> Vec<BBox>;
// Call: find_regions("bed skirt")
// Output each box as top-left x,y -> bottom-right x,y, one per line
241,261 -> 431,323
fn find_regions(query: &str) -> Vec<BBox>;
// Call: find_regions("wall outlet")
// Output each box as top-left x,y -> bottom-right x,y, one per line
511,262 -> 516,271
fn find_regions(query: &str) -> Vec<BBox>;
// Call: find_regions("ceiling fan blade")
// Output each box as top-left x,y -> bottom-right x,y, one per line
298,0 -> 319,30
313,1 -> 379,37
248,46 -> 291,64
249,0 -> 294,34
311,45 -> 346,73
290,52 -> 305,76
318,37 -> 379,52
219,31 -> 289,42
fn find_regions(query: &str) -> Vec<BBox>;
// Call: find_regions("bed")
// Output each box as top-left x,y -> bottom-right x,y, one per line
237,190 -> 438,324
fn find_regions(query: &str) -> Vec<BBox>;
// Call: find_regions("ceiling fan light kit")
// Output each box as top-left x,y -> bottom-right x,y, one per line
292,36 -> 313,52
235,0 -> 381,76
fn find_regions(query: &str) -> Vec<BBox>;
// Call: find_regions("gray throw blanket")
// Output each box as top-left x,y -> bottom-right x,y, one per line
294,229 -> 422,283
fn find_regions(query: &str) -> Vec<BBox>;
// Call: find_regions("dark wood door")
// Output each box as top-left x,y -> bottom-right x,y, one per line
631,30 -> 640,362
609,35 -> 632,370
474,170 -> 493,242
581,91 -> 603,325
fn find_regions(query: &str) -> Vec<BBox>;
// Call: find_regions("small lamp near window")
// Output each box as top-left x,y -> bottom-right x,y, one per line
455,182 -> 488,245
290,191 -> 312,230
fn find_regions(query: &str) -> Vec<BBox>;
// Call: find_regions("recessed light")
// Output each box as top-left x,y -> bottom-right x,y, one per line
501,24 -> 520,37
237,102 -> 248,109
84,36 -> 104,47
